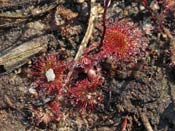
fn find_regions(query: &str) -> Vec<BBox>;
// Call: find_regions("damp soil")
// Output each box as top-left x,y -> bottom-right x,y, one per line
0,0 -> 175,131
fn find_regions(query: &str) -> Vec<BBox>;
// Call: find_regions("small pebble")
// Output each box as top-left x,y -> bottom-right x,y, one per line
143,23 -> 154,35
150,1 -> 160,11
139,5 -> 145,11
29,88 -> 37,95
14,68 -> 21,74
28,60 -> 32,65
123,9 -> 129,16
45,68 -> 56,82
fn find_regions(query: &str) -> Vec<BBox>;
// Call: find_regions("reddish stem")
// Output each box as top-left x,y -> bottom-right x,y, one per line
100,0 -> 110,45
121,116 -> 128,131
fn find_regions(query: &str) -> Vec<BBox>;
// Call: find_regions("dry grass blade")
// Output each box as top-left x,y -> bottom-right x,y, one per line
74,0 -> 97,60
140,111 -> 154,131
64,0 -> 97,85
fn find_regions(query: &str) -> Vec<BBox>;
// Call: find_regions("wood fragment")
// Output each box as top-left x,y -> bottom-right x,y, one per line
4,95 -> 15,109
0,3 -> 58,19
56,6 -> 78,21
0,40 -> 47,73
0,0 -> 10,4
0,0 -> 60,10
0,0 -> 60,29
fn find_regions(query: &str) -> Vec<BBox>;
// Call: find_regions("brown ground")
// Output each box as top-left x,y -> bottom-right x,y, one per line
0,0 -> 175,131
